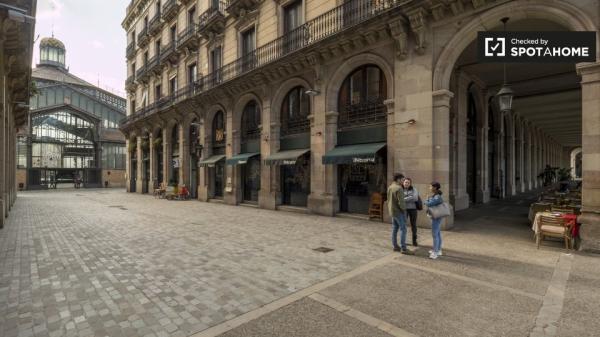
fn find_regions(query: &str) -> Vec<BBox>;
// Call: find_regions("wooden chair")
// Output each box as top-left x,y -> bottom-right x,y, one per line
536,215 -> 573,249
153,182 -> 166,198
368,192 -> 384,222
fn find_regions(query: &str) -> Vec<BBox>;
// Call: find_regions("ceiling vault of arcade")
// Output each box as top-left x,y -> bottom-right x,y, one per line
455,18 -> 582,147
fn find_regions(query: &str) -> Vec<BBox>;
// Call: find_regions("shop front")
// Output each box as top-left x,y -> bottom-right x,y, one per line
265,149 -> 310,207
198,154 -> 226,198
226,152 -> 261,203
323,142 -> 387,214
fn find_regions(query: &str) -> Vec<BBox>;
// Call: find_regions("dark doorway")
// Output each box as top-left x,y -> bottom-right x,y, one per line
213,162 -> 224,198
338,158 -> 386,214
281,153 -> 310,207
242,156 -> 260,203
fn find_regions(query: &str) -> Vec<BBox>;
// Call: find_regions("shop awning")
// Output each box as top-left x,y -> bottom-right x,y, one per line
322,142 -> 386,165
198,155 -> 226,167
226,152 -> 260,166
264,149 -> 310,166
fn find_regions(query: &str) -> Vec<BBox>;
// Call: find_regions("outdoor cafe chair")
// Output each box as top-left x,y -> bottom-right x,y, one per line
536,215 -> 573,249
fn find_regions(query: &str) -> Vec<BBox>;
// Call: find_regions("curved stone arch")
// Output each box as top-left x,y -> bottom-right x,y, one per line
270,77 -> 314,126
232,92 -> 263,137
325,52 -> 394,112
570,147 -> 583,179
433,0 -> 599,91
204,103 -> 228,146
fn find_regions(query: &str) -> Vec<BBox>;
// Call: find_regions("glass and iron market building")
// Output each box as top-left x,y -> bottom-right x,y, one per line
16,36 -> 127,189
120,0 -> 600,250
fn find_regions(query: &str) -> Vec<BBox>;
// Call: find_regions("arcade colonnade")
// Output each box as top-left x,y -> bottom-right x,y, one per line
122,0 -> 600,251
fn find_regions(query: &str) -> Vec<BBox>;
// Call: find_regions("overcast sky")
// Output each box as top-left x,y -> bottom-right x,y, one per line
33,0 -> 127,97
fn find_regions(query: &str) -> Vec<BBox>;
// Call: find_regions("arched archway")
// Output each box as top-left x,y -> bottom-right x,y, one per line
570,147 -> 582,180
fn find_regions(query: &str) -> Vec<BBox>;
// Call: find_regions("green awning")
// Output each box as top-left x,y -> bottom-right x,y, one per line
264,149 -> 310,166
226,152 -> 260,166
198,155 -> 225,167
322,142 -> 386,165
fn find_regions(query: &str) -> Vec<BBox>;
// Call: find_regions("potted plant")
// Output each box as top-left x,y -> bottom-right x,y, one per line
537,165 -> 557,187
557,167 -> 572,192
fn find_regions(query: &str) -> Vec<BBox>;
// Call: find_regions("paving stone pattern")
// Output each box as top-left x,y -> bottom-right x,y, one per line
0,189 -> 391,337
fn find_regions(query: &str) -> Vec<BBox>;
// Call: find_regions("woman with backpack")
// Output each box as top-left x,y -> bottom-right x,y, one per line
424,182 -> 448,260
402,178 -> 420,247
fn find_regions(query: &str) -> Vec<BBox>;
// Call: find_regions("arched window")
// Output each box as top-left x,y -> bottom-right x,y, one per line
212,111 -> 225,155
241,101 -> 261,142
338,64 -> 387,129
281,86 -> 310,136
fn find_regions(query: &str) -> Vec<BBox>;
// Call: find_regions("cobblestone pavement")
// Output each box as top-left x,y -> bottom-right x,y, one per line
0,189 -> 391,337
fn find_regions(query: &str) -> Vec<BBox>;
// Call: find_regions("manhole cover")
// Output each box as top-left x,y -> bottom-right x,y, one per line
313,247 -> 334,253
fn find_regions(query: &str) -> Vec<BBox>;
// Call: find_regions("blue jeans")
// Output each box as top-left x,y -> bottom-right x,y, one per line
392,214 -> 408,249
431,217 -> 442,253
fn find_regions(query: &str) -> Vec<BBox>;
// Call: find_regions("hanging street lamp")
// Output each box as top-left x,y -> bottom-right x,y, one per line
497,17 -> 514,112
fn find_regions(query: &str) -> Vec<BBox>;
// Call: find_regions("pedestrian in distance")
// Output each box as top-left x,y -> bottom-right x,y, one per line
387,173 -> 413,255
424,182 -> 448,259
402,177 -> 420,246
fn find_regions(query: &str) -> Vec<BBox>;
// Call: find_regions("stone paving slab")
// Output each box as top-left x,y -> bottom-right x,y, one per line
217,297 -> 394,337
318,261 -> 543,337
0,189 -> 391,337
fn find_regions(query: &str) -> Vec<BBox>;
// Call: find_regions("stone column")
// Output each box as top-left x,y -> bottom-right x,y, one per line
198,118 -> 209,202
476,89 -> 490,203
259,96 -> 277,210
525,123 -> 532,191
224,110 -> 240,205
163,128 -> 171,186
576,62 -> 600,252
179,123 -> 188,188
504,112 -> 516,196
452,73 -> 470,210
307,85 -> 337,216
432,90 -> 454,229
149,132 -> 155,189
136,136 -> 143,193
516,118 -> 525,193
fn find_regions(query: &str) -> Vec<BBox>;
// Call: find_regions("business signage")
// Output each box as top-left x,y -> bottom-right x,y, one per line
352,157 -> 376,164
478,31 -> 596,63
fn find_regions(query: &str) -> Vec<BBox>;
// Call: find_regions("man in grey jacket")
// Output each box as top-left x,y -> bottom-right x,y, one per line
387,173 -> 413,254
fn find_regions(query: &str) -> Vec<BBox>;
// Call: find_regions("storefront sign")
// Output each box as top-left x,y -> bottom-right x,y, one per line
352,157 -> 375,164
477,31 -> 596,63
282,160 -> 297,165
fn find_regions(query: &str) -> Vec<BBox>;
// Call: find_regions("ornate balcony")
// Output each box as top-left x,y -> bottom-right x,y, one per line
197,2 -> 226,37
147,54 -> 162,74
126,41 -> 136,59
225,0 -> 263,17
137,26 -> 149,47
159,42 -> 179,65
161,0 -> 180,22
176,24 -> 200,52
148,14 -> 162,36
179,0 -> 195,5
125,75 -> 136,92
136,64 -> 150,83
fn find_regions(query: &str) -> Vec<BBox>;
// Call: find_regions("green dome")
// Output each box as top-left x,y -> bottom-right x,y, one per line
40,37 -> 65,50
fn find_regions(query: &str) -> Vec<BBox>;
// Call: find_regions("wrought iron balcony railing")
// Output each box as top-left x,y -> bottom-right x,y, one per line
159,42 -> 178,64
147,54 -> 161,73
198,2 -> 226,35
148,14 -> 162,35
126,41 -> 136,59
225,0 -> 261,17
137,26 -> 149,47
162,0 -> 180,21
338,97 -> 387,130
122,0 -> 404,127
177,24 -> 198,50
135,64 -> 147,80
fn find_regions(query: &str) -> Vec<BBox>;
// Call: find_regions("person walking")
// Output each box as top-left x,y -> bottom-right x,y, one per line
403,178 -> 420,246
387,173 -> 413,254
425,182 -> 445,259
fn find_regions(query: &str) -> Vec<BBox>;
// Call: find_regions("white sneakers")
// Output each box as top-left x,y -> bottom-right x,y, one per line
428,249 -> 442,259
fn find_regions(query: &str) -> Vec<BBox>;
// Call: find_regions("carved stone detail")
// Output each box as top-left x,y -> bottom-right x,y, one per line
388,19 -> 408,60
407,8 -> 428,55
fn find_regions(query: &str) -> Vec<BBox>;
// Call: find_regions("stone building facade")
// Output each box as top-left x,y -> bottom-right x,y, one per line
0,0 -> 36,229
120,0 -> 600,250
